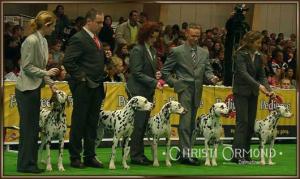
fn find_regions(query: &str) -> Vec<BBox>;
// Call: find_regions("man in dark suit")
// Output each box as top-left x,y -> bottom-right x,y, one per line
161,24 -> 219,165
63,9 -> 109,168
126,22 -> 162,165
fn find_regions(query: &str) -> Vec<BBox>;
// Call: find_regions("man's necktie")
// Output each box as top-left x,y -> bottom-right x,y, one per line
93,35 -> 101,50
191,48 -> 197,63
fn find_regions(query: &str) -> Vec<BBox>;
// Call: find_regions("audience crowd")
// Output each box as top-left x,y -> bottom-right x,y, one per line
4,5 -> 297,89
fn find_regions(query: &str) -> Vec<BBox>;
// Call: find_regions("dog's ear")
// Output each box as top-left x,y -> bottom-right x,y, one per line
130,98 -> 139,109
209,104 -> 215,113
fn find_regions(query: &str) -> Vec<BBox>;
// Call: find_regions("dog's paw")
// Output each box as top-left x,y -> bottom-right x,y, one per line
109,162 -> 116,170
153,161 -> 159,167
268,161 -> 276,165
46,164 -> 53,171
58,164 -> 65,171
166,161 -> 172,167
211,161 -> 217,166
260,161 -> 266,165
123,165 -> 130,170
205,161 -> 211,166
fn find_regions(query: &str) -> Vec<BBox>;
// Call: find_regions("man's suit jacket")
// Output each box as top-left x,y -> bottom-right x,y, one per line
161,43 -> 215,107
63,29 -> 105,88
16,32 -> 52,91
126,44 -> 158,97
232,49 -> 271,96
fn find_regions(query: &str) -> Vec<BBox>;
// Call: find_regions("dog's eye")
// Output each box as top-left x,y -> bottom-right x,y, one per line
220,105 -> 224,109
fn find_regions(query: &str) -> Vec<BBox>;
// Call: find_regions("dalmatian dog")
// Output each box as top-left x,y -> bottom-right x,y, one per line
39,90 -> 68,171
192,102 -> 229,166
96,96 -> 153,170
147,101 -> 187,167
254,105 -> 292,165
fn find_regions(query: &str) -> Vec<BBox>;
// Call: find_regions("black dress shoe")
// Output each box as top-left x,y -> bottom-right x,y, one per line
131,158 -> 152,165
142,156 -> 153,163
84,158 -> 104,168
17,168 -> 45,173
70,159 -> 86,169
180,157 -> 201,166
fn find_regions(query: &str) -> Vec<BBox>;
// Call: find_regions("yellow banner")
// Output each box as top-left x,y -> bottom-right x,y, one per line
3,82 -> 297,143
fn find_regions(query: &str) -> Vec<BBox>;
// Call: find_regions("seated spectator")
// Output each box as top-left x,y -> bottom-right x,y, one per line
111,56 -> 126,82
289,33 -> 296,47
280,78 -> 294,89
271,50 -> 288,73
49,39 -> 64,65
286,68 -> 296,87
261,53 -> 273,78
268,67 -> 283,88
114,42 -> 129,71
104,61 -> 122,82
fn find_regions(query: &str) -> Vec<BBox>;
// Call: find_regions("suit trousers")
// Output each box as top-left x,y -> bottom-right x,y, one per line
68,81 -> 104,161
177,85 -> 198,158
232,94 -> 258,159
15,87 -> 41,171
127,90 -> 154,160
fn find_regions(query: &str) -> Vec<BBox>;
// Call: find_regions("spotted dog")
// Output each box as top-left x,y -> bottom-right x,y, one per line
254,105 -> 292,165
39,90 -> 68,171
192,102 -> 229,166
96,96 -> 153,170
147,101 -> 186,167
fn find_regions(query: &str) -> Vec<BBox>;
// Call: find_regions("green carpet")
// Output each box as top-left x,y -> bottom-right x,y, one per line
3,144 -> 297,176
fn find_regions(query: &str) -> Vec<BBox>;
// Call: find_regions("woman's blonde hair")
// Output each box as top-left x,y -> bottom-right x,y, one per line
29,10 -> 56,33
238,30 -> 263,51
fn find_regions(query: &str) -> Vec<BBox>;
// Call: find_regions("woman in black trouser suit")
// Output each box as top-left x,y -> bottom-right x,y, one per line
231,31 -> 275,164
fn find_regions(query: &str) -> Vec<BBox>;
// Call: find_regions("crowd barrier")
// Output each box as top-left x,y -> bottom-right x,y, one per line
3,81 -> 297,144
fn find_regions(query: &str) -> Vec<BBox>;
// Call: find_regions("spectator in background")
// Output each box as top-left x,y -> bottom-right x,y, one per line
99,15 -> 115,50
163,25 -> 175,48
49,39 -> 64,65
261,30 -> 270,44
286,68 -> 296,87
53,5 -> 70,41
270,33 -> 276,45
261,53 -> 273,78
280,78 -> 293,89
289,33 -> 296,47
104,60 -> 121,82
114,43 -> 129,78
210,50 -> 225,84
5,25 -> 24,71
115,10 -> 141,51
271,50 -> 288,73
284,48 -> 296,71
111,56 -> 126,82
181,22 -> 188,32
139,12 -> 148,24
118,16 -> 127,25
268,67 -> 283,88
276,33 -> 284,45
69,16 -> 85,38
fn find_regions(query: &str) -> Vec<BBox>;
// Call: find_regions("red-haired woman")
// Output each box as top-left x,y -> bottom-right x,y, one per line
126,21 -> 162,165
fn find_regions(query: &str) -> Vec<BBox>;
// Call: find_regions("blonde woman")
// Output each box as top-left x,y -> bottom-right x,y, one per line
231,31 -> 275,164
15,11 -> 59,173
